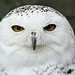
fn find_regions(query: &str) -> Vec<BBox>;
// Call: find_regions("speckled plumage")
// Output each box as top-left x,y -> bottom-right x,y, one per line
5,5 -> 63,18
0,5 -> 75,75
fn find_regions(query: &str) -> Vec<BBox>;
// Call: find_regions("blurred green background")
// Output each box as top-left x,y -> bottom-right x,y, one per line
0,0 -> 75,32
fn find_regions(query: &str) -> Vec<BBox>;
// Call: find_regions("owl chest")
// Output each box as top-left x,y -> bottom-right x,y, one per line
1,64 -> 59,75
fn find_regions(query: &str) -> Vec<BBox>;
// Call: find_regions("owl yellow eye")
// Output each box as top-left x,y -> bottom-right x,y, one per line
11,25 -> 24,32
43,24 -> 56,31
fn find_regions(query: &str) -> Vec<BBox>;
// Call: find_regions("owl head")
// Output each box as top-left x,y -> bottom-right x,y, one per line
0,5 -> 75,68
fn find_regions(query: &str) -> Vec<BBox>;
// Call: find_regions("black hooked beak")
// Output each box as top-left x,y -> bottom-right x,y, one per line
31,32 -> 36,50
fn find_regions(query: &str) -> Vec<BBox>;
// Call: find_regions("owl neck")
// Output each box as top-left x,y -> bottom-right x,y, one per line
0,43 -> 72,70
0,44 -> 60,69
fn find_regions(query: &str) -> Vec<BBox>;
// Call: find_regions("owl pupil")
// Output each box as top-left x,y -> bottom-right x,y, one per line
47,25 -> 51,29
17,26 -> 21,30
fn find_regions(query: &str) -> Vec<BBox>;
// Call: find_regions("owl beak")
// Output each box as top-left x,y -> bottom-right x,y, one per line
31,36 -> 36,50
31,32 -> 36,50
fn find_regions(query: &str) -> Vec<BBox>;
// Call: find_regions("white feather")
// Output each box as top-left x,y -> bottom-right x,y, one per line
0,5 -> 75,75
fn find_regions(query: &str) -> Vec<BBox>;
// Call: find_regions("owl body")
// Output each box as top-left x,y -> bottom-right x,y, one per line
0,5 -> 75,75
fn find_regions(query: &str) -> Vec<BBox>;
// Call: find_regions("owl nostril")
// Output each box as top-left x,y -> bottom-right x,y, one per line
31,32 -> 36,36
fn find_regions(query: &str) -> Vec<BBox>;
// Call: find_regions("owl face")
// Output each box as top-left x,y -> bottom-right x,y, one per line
0,5 -> 74,52
0,5 -> 75,67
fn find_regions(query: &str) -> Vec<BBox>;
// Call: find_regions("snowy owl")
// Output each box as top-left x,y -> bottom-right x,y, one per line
0,5 -> 75,75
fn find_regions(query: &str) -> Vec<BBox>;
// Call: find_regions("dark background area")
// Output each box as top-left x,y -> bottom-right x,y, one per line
0,0 -> 75,32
